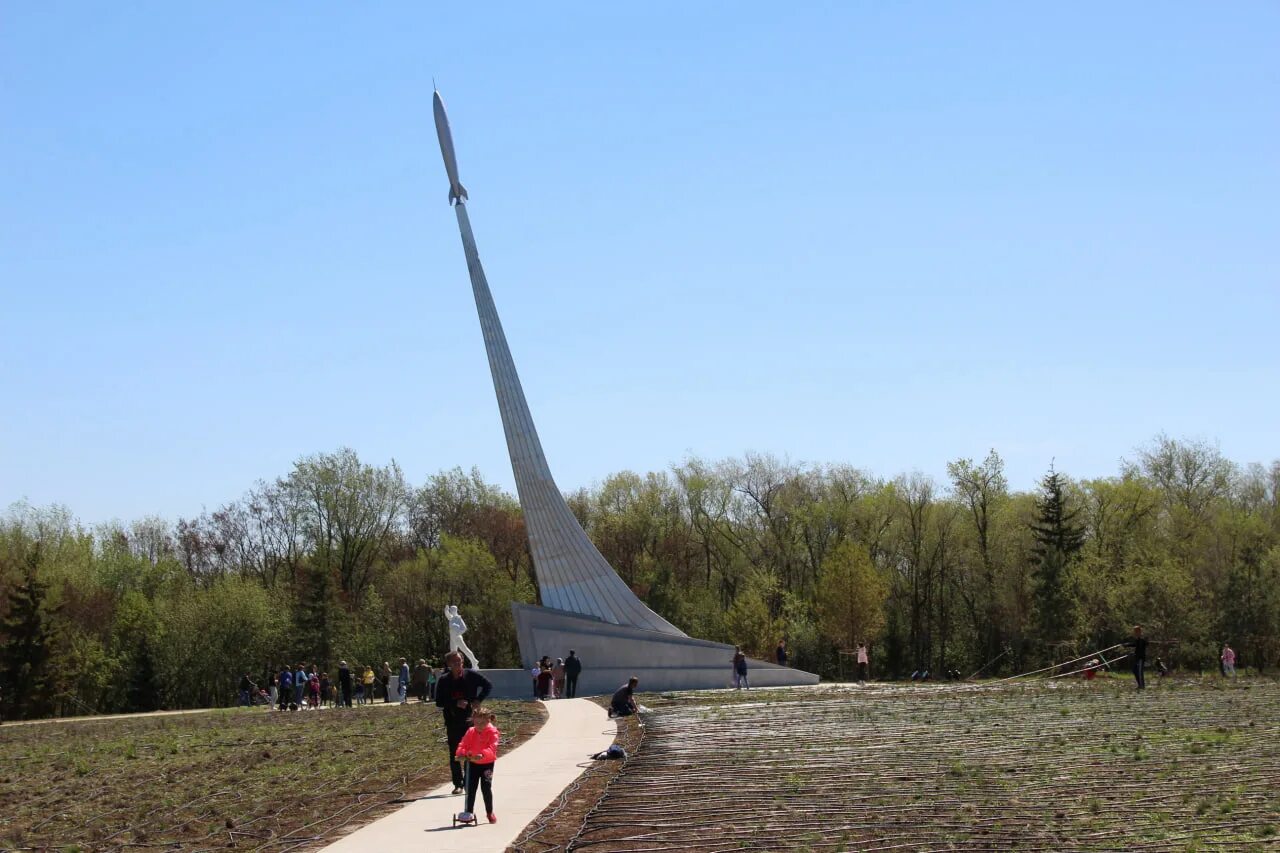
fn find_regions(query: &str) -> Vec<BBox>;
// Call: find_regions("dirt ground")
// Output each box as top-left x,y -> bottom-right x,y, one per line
0,699 -> 544,852
538,676 -> 1280,852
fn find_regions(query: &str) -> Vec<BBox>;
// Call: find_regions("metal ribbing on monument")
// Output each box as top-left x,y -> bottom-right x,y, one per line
453,204 -> 684,637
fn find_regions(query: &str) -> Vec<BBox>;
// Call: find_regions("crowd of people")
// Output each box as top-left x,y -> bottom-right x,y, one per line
528,651 -> 583,699
237,658 -> 445,709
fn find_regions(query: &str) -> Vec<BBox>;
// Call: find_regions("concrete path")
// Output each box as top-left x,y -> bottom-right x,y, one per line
322,698 -> 616,853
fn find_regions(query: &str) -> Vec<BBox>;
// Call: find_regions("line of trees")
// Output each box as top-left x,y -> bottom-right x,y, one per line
2,436 -> 1278,719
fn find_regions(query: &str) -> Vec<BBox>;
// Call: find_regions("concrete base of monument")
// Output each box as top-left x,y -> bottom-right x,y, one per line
495,602 -> 819,697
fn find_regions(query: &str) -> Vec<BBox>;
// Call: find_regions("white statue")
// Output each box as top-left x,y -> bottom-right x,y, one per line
445,604 -> 480,670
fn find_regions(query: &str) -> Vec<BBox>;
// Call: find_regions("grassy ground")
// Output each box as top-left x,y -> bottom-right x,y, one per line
561,676 -> 1280,852
0,699 -> 544,852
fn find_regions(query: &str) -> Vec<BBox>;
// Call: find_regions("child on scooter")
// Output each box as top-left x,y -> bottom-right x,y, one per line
455,707 -> 500,824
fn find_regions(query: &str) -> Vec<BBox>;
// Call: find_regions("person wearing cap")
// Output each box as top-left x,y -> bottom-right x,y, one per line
338,660 -> 352,707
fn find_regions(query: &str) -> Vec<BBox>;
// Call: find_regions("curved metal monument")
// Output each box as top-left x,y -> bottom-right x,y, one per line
433,89 -> 817,692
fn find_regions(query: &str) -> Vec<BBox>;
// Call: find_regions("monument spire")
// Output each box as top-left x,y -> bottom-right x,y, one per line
434,89 -> 684,636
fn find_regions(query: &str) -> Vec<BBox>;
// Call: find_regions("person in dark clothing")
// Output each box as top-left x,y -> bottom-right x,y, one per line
564,650 -> 582,698
776,640 -> 788,667
435,650 -> 493,794
1123,625 -> 1149,690
609,677 -> 639,717
535,663 -> 553,700
338,661 -> 353,708
278,668 -> 294,710
238,674 -> 254,706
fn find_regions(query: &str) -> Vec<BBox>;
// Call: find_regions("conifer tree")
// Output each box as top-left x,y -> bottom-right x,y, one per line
1030,466 -> 1085,649
0,547 -> 57,719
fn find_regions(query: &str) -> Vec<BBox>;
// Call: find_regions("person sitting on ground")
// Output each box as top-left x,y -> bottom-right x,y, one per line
454,707 -> 500,825
1154,657 -> 1169,677
610,677 -> 640,717
1083,658 -> 1101,681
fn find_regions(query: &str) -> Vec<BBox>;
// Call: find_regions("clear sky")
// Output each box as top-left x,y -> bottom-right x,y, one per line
3,4 -> 1277,526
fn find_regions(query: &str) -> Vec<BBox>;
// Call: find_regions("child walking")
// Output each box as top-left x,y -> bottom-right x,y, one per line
455,707 -> 500,824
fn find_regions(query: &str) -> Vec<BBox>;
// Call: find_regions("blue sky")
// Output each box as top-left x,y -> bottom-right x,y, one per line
3,4 -> 1277,525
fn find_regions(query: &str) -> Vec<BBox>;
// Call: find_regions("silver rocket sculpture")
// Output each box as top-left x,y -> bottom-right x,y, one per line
433,89 -> 688,636
433,89 -> 468,205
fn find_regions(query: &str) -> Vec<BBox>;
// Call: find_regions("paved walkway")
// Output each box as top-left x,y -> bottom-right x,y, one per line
322,698 -> 616,852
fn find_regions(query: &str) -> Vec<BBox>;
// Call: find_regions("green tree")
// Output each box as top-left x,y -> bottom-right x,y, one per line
724,573 -> 780,658
1030,466 -> 1085,649
0,546 -> 58,719
947,450 -> 1009,667
816,541 -> 888,653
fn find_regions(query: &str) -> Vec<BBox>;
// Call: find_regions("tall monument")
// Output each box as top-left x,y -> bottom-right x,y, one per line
433,89 -> 816,692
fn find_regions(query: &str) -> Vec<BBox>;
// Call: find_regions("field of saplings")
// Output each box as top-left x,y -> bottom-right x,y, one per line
0,700 -> 544,852
566,678 -> 1280,852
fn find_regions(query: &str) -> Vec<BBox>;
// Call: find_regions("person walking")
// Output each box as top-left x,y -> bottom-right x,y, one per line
564,650 -> 582,698
732,646 -> 749,689
338,661 -> 352,708
454,707 -> 500,825
238,673 -> 254,707
380,662 -> 393,703
398,658 -> 411,704
413,659 -> 430,702
856,642 -> 869,682
1123,625 -> 1149,690
776,640 -> 788,667
435,651 -> 494,795
307,671 -> 321,709
552,658 -> 566,699
1221,643 -> 1237,677
278,667 -> 293,711
536,662 -> 554,700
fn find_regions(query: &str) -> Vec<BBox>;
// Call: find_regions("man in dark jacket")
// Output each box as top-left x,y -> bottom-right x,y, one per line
337,661 -> 353,708
1123,625 -> 1149,690
435,651 -> 493,794
564,650 -> 583,698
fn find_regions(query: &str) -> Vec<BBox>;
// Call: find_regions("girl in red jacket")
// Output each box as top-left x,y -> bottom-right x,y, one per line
455,708 -> 500,823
